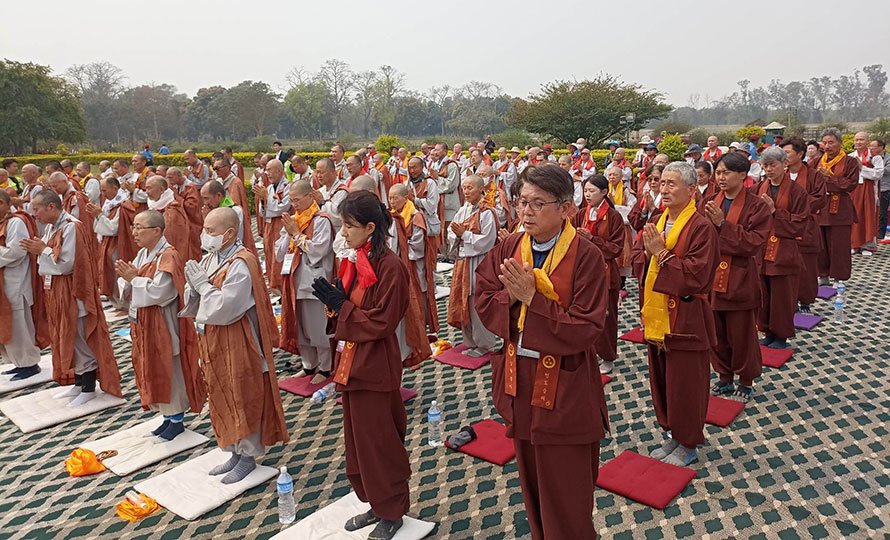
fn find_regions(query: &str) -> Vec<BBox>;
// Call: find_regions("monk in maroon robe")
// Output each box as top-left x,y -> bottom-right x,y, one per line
703,153 -> 771,401
813,128 -> 859,283
632,162 -> 718,467
475,165 -> 608,540
755,147 -> 810,350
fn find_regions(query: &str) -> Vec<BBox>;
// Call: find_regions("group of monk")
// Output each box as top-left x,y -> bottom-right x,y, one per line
0,126 -> 882,540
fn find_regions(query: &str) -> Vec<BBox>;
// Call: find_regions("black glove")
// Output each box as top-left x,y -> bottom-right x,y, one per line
312,277 -> 347,313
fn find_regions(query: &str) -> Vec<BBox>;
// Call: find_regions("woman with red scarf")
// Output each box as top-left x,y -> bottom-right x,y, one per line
311,191 -> 411,540
572,174 -> 626,374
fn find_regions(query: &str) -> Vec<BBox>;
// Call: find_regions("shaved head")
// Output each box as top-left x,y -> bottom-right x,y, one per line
146,175 -> 167,190
206,207 -> 239,231
202,180 -> 226,198
47,171 -> 70,194
463,175 -> 485,188
266,159 -> 283,173
349,175 -> 377,193
136,209 -> 166,230
388,183 -> 408,198
290,179 -> 313,197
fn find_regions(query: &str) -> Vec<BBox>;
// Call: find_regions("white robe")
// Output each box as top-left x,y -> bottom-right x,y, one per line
0,216 -> 39,367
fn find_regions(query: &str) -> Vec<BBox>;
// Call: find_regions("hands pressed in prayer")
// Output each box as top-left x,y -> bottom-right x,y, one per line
428,167 -> 439,180
498,258 -> 535,306
760,193 -> 776,213
703,201 -> 725,227
642,223 -> 666,258
114,260 -> 138,282
497,229 -> 510,242
311,277 -> 347,313
20,237 -> 47,255
184,260 -> 210,292
123,182 -> 136,193
281,213 -> 300,236
450,221 -> 466,237
310,190 -> 325,205
576,227 -> 593,240
645,191 -> 657,212
85,202 -> 102,218
252,184 -> 268,201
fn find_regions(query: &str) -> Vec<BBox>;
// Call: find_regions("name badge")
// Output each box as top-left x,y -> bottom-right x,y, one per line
265,217 -> 272,223
128,305 -> 138,323
336,340 -> 345,353
281,253 -> 294,275
43,275 -> 52,290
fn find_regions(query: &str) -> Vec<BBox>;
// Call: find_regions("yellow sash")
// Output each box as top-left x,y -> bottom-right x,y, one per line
641,198 -> 697,343
289,201 -> 319,250
517,219 -> 576,331
820,151 -> 844,175
398,199 -> 416,228
610,180 -> 625,206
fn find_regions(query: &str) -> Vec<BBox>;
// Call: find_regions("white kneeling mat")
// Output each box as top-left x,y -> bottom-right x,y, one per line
103,309 -> 128,323
272,492 -> 435,540
0,386 -> 126,433
0,353 -> 53,394
134,448 -> 277,521
79,417 -> 209,476
435,286 -> 450,300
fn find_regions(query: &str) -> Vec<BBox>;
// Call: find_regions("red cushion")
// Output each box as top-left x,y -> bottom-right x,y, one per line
445,419 -> 515,465
278,375 -> 332,397
596,450 -> 696,509
760,346 -> 794,368
619,327 -> 645,344
434,345 -> 492,370
705,395 -> 746,427
335,387 -> 417,404
601,374 -> 612,385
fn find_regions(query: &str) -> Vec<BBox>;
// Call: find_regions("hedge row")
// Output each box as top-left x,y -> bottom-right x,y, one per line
3,148 -> 641,173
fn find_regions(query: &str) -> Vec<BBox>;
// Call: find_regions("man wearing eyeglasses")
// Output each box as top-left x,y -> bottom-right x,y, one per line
475,165 -> 609,540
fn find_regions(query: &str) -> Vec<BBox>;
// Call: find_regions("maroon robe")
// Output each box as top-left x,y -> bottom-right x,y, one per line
174,182 -> 203,261
791,165 -> 826,305
475,231 -> 609,540
755,176 -> 809,340
631,211 -> 719,448
812,156 -> 859,280
702,189 -> 771,386
332,250 -> 411,522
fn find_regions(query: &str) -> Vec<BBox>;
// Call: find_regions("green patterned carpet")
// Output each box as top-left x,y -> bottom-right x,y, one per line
0,239 -> 888,540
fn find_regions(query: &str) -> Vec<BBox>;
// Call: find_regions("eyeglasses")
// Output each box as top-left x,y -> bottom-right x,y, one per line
516,198 -> 561,212
131,225 -> 160,231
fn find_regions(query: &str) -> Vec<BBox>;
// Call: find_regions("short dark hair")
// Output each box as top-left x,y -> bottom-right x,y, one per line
204,180 -> 226,197
520,164 -> 573,203
221,146 -> 233,154
694,160 -> 713,174
338,191 -> 393,259
33,189 -> 62,209
780,136 -> 807,155
113,158 -> 129,168
332,143 -> 346,154
273,141 -> 282,146
874,138 -> 886,149
46,160 -> 62,170
0,190 -> 10,204
103,177 -> 121,189
715,152 -> 751,174
806,140 -> 820,148
1,158 -> 18,169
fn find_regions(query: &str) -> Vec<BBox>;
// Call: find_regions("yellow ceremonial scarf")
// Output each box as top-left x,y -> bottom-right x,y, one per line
289,201 -> 319,251
517,218 -> 576,331
0,180 -> 8,190
397,199 -> 416,228
610,181 -> 625,206
641,198 -> 697,343
483,182 -> 499,208
820,151 -> 844,175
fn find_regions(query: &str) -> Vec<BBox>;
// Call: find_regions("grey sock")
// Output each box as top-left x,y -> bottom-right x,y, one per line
208,453 -> 240,476
663,444 -> 698,466
368,518 -> 404,540
221,455 -> 256,484
345,509 -> 379,531
649,438 -> 679,460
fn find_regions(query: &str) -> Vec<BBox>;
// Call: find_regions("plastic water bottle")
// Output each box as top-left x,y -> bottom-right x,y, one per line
427,400 -> 442,447
836,281 -> 846,304
833,298 -> 845,324
310,382 -> 336,404
277,466 -> 295,524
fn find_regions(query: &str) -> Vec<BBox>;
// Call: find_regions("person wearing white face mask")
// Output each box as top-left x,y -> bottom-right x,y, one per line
180,207 -> 289,484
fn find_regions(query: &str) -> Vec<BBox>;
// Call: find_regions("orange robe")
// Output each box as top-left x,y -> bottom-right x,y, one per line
97,202 -> 138,297
174,183 -> 203,261
156,200 -> 191,261
391,210 -> 433,368
225,176 -> 259,257
0,212 -> 50,350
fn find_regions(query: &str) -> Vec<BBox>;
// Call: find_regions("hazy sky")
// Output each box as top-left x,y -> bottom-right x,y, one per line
4,0 -> 889,106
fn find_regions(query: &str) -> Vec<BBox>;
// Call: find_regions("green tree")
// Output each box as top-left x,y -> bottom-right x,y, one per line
283,82 -> 328,141
0,60 -> 86,154
508,75 -> 672,145
657,133 -> 687,162
866,117 -> 890,139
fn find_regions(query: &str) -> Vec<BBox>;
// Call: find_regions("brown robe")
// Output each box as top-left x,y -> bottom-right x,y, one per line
45,217 -> 122,396
97,202 -> 138,298
0,212 -> 50,349
755,176 -> 809,340
157,201 -> 191,262
813,155 -> 859,280
392,210 -> 434,368
475,231 -> 609,540
628,197 -> 664,232
446,204 -> 499,329
174,183 -> 203,261
62,189 -> 98,256
572,202 -> 625,362
702,189 -> 771,387
262,216 -> 284,290
226,177 -> 259,258
197,249 -> 288,449
130,247 -> 206,412
631,211 -> 718,448
791,165 -> 827,305
332,249 -> 411,522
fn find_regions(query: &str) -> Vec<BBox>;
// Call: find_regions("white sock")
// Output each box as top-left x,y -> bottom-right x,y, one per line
54,386 -> 82,399
67,391 -> 96,408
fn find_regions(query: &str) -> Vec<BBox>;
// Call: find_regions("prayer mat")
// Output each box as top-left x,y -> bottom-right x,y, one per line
878,238 -> 890,244
436,262 -> 454,272
794,313 -> 824,330
114,327 -> 132,342
279,375 -> 332,397
435,286 -> 450,300
0,386 -> 126,433
270,491 -> 435,540
134,448 -> 277,521
445,419 -> 515,466
602,374 -> 613,386
434,345 -> 491,370
619,327 -> 645,344
80,417 -> 209,476
596,450 -> 696,510
336,387 -> 417,405
0,354 -> 53,394
103,309 -> 128,323
761,346 -> 794,368
816,286 -> 836,300
705,396 -> 746,427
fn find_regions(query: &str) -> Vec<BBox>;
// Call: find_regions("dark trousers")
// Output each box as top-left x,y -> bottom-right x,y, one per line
818,225 -> 852,281
596,289 -> 619,362
879,190 -> 890,240
758,274 -> 798,340
514,439 -> 600,540
646,345 -> 709,447
713,309 -> 761,387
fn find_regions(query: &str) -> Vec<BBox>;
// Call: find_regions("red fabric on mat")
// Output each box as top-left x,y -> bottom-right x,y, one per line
596,450 -> 696,509
601,374 -> 612,385
336,387 -> 417,404
435,344 -> 492,370
619,327 -> 645,344
760,346 -> 794,368
705,396 -> 746,427
278,375 -> 332,397
445,419 -> 515,465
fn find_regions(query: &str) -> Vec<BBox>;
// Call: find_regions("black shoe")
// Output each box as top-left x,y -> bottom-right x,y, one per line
10,365 -> 40,381
759,335 -> 775,346
151,420 -> 172,436
798,304 -> 811,314
2,366 -> 22,375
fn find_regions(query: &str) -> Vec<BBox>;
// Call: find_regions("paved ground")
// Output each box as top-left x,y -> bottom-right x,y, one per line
0,239 -> 887,539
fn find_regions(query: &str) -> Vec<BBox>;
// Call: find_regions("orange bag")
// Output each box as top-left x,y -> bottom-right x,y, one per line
116,493 -> 160,522
64,449 -> 106,477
